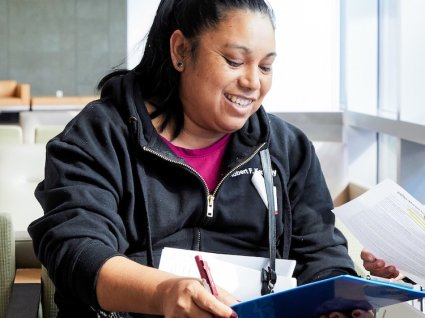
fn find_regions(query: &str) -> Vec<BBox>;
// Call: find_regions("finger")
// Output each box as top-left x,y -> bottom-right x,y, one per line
369,266 -> 399,279
351,309 -> 375,317
360,249 -> 375,262
193,286 -> 236,318
363,261 -> 383,272
363,259 -> 385,271
369,267 -> 391,278
385,266 -> 399,278
162,281 -> 212,318
174,302 -> 219,318
217,286 -> 240,306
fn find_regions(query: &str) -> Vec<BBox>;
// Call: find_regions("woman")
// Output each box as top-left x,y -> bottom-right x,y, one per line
29,0 -> 362,317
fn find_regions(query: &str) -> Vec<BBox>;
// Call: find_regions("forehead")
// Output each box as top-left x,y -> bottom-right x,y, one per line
199,9 -> 275,50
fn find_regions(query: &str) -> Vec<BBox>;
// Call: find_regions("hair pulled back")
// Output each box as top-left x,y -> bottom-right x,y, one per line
99,0 -> 274,137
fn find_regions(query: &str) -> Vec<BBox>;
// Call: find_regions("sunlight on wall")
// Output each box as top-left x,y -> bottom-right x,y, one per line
127,0 -> 160,69
265,0 -> 340,112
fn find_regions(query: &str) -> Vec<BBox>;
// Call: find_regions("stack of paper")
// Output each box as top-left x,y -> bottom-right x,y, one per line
332,179 -> 425,287
158,247 -> 297,301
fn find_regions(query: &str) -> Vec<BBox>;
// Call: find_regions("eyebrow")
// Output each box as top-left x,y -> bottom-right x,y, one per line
224,43 -> 277,58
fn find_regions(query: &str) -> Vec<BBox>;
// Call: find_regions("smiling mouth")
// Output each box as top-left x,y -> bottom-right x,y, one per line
225,93 -> 253,107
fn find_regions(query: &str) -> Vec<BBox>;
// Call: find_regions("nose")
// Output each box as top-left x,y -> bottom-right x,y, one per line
239,66 -> 261,91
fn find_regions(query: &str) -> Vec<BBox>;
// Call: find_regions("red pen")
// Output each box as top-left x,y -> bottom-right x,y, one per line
195,255 -> 219,297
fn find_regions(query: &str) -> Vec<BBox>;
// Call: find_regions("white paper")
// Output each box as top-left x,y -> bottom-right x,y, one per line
332,179 -> 425,287
251,171 -> 268,207
158,247 -> 297,301
251,170 -> 278,210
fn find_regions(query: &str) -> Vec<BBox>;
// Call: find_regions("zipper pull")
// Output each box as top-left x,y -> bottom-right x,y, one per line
207,194 -> 215,217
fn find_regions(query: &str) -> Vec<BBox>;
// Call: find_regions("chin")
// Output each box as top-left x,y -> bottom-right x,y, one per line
220,120 -> 248,133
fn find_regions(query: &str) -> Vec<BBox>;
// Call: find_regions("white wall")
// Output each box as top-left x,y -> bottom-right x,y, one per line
127,0 -> 160,70
342,0 -> 378,114
400,0 -> 425,125
346,127 -> 378,188
265,0 -> 340,112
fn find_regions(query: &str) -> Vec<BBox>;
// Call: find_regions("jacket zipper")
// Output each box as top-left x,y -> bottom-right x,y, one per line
144,143 -> 266,251
143,142 -> 266,218
209,142 -> 266,204
196,229 -> 201,251
143,146 -> 210,199
206,194 -> 214,217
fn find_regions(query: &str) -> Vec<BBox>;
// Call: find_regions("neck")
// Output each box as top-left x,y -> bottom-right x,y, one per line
145,101 -> 227,149
169,129 -> 227,149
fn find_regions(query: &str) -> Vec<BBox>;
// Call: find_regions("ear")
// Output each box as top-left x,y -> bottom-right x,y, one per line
170,30 -> 189,71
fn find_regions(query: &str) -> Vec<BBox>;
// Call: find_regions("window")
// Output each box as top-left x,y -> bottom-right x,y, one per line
342,0 -> 425,203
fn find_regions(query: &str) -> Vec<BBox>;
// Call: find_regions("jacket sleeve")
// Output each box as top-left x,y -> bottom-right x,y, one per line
28,114 -> 131,309
287,141 -> 357,285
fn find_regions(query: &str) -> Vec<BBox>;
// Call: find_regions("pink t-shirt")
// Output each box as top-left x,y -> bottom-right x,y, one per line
162,134 -> 231,192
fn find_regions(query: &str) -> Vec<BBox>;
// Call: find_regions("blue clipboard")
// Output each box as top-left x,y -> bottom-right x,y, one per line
232,275 -> 425,318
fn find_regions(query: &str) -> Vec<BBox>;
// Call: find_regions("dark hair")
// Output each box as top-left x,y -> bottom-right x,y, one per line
99,0 -> 275,138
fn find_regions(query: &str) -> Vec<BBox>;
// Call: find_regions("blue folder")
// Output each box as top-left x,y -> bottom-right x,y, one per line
232,275 -> 425,318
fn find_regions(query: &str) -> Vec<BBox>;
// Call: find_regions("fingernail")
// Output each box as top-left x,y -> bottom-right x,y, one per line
230,311 -> 239,318
352,309 -> 362,317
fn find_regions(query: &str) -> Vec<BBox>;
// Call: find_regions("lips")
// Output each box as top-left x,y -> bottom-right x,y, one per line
224,93 -> 253,107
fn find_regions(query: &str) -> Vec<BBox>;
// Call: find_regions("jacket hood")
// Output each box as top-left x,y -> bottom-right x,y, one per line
100,70 -> 271,148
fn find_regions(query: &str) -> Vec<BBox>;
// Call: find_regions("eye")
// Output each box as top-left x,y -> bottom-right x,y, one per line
224,57 -> 243,68
260,65 -> 272,73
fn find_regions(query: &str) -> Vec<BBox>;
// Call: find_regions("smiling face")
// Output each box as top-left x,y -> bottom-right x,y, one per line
170,9 -> 276,144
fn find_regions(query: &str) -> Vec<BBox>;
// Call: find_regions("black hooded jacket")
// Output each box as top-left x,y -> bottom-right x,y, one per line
28,72 -> 356,317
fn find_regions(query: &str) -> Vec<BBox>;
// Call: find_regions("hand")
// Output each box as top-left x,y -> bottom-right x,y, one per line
320,309 -> 374,318
360,249 -> 401,279
158,277 -> 238,318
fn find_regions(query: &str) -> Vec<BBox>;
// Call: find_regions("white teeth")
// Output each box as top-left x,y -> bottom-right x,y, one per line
225,94 -> 252,107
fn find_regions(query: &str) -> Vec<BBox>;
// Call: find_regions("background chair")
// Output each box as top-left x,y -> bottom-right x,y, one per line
19,111 -> 78,144
0,213 -> 57,318
0,144 -> 46,233
41,268 -> 57,318
0,125 -> 23,144
0,213 -> 15,318
0,80 -> 30,112
0,213 -> 41,318
34,126 -> 64,144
